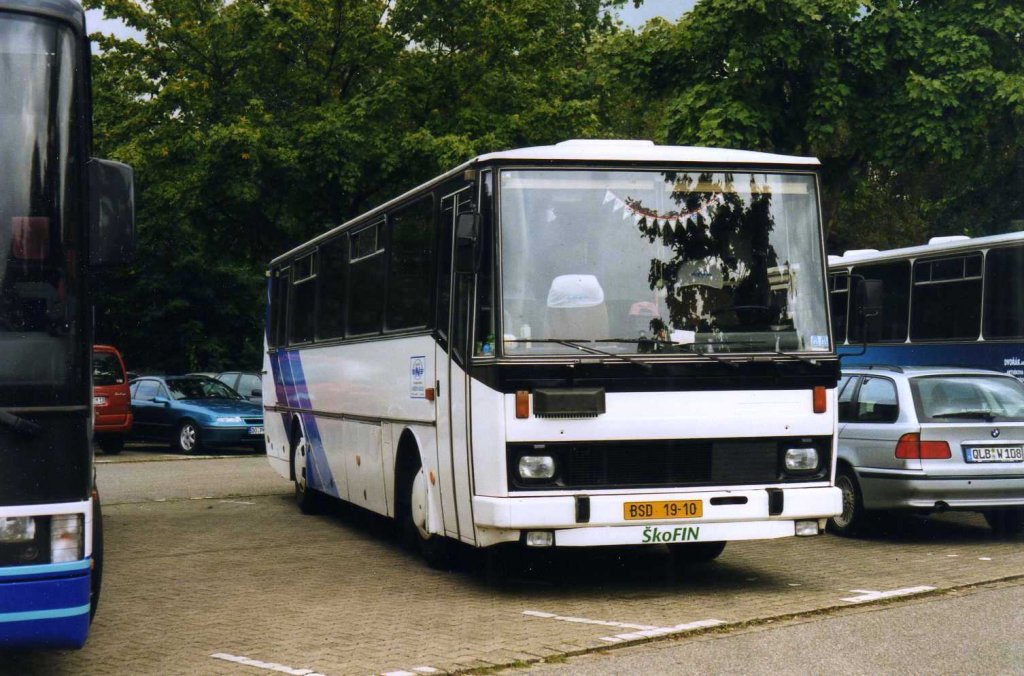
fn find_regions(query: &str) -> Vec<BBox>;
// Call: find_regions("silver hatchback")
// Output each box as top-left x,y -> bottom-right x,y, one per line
831,366 -> 1024,537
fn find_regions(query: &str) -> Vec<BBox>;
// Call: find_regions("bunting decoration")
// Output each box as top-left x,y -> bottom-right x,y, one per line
603,190 -> 725,234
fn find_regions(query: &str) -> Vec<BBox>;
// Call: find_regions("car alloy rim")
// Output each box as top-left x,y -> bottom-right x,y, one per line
836,475 -> 854,528
180,425 -> 196,451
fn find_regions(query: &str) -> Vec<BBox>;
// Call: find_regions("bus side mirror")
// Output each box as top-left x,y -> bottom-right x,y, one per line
454,212 -> 480,274
89,158 -> 135,267
855,279 -> 882,342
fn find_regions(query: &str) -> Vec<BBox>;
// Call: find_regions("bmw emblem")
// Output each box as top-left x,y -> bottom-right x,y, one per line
992,428 -> 1001,439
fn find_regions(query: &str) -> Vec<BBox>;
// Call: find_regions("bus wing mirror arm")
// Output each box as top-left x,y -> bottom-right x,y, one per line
454,212 -> 481,274
845,277 -> 883,357
89,158 -> 136,268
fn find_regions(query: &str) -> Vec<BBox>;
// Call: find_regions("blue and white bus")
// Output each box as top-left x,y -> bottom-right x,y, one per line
829,231 -> 1024,378
0,0 -> 133,648
264,140 -> 841,568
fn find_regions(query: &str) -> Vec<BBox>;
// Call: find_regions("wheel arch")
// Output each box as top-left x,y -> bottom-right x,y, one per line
287,414 -> 304,482
393,428 -> 423,516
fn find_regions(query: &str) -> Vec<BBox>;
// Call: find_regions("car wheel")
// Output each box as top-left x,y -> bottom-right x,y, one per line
669,541 -> 726,565
400,462 -> 453,569
174,420 -> 202,454
97,435 -> 124,455
292,426 -> 323,514
984,507 -> 1024,538
828,466 -> 865,536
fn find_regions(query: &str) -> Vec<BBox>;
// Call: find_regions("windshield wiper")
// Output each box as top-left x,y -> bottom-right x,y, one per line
931,410 -> 997,421
0,410 -> 42,437
505,338 -> 652,370
595,337 -> 744,368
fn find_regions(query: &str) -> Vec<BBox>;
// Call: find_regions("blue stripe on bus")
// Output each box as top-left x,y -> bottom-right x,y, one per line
0,559 -> 90,579
0,604 -> 90,623
281,350 -> 339,498
839,343 -> 1024,378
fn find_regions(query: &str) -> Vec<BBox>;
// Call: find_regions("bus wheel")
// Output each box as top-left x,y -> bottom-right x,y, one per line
402,464 -> 452,569
985,507 -> 1024,538
292,428 -> 322,515
669,541 -> 726,565
90,489 -> 104,622
175,420 -> 203,455
828,466 -> 864,536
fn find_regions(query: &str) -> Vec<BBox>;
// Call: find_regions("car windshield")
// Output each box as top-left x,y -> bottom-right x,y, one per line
93,352 -> 124,386
911,375 -> 1024,422
499,169 -> 829,357
166,378 -> 241,401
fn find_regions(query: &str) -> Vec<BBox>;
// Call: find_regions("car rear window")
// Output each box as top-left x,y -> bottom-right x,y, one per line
911,375 -> 1024,422
93,352 -> 125,386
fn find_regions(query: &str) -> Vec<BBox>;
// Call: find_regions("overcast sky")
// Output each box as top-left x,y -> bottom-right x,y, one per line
84,0 -> 695,41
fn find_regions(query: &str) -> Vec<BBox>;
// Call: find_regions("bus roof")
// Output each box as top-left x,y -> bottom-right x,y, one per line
828,230 -> 1024,268
271,140 -> 820,265
476,140 -> 821,167
0,0 -> 85,33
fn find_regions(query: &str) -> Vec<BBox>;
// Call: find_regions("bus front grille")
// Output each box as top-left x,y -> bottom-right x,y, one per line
506,437 -> 830,490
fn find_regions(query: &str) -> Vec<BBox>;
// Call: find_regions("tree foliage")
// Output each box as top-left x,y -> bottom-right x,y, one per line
86,0 -> 1024,370
87,0 -> 623,371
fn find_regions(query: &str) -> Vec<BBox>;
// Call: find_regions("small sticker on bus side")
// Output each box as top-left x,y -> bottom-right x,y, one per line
410,356 -> 426,398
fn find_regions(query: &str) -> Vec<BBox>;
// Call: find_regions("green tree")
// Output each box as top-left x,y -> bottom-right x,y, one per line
87,0 -> 624,372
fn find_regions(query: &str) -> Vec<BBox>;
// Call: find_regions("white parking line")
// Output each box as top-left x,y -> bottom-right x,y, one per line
841,586 -> 936,604
523,610 -> 723,644
210,652 -> 325,675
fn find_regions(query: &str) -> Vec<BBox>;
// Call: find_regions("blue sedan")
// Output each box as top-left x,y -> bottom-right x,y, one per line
129,376 -> 265,454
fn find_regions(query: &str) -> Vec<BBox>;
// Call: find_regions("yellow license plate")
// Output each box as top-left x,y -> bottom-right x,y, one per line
623,500 -> 702,521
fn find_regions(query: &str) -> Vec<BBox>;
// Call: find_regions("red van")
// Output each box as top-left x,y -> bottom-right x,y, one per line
92,345 -> 132,454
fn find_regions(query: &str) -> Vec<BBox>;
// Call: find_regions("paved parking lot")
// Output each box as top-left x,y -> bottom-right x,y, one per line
4,453 -> 1023,675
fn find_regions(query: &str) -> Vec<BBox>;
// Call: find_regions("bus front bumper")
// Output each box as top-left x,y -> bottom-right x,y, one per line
0,560 -> 92,649
472,486 -> 841,547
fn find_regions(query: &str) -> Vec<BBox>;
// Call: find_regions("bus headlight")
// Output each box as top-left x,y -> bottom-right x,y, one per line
51,514 -> 84,563
784,447 -> 819,472
0,517 -> 36,542
519,455 -> 556,480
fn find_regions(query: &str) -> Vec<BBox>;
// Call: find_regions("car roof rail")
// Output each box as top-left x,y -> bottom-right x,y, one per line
863,365 -> 904,373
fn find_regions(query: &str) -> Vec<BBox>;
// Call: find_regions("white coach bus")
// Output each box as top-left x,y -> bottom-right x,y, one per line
263,140 -> 842,567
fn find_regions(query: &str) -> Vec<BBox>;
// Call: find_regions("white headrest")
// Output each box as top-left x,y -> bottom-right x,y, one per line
547,274 -> 605,308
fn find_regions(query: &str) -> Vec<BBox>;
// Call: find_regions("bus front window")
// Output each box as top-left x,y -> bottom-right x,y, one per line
499,169 -> 830,356
0,14 -> 81,400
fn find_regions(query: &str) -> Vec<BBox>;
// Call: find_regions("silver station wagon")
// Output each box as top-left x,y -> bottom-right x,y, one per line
831,366 -> 1024,537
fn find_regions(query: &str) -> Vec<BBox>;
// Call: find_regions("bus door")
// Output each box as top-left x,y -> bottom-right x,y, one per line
435,189 -> 476,543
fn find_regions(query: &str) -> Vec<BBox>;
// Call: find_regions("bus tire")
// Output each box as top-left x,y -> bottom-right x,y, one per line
985,507 -> 1024,538
291,425 -> 322,515
828,465 -> 865,537
174,420 -> 203,455
401,462 -> 452,569
90,489 -> 104,622
669,541 -> 726,565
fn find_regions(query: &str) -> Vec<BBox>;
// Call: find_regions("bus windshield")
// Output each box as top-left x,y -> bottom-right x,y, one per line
499,169 -> 830,356
0,14 -> 81,403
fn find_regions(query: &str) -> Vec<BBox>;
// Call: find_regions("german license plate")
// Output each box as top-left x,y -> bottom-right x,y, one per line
248,426 -> 264,436
623,500 -> 702,521
964,446 -> 1024,463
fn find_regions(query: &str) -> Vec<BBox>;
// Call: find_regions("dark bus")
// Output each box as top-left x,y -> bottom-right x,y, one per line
0,0 -> 133,648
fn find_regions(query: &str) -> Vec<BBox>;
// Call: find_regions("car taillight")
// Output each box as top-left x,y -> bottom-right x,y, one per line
895,433 -> 951,460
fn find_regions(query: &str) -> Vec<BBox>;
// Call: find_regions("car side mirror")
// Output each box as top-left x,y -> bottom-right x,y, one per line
454,212 -> 480,274
251,389 -> 261,398
153,396 -> 169,406
89,158 -> 135,267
